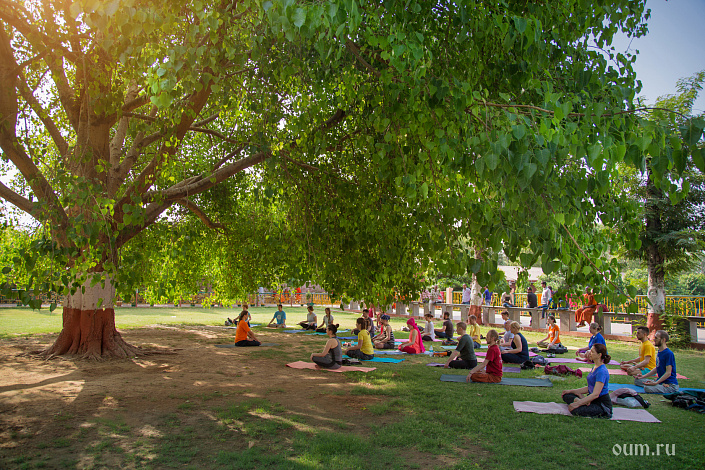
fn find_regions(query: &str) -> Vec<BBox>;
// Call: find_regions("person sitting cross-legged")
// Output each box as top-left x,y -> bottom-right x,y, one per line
434,311 -> 454,340
467,329 -> 503,383
346,317 -> 375,361
619,325 -> 656,377
467,314 -> 481,349
311,324 -> 343,369
537,315 -> 562,350
633,330 -> 679,394
267,304 -> 287,328
398,318 -> 425,354
500,321 -> 529,364
561,343 -> 613,418
298,305 -> 317,330
373,314 -> 396,349
234,310 -> 261,347
576,323 -> 606,362
444,322 -> 477,369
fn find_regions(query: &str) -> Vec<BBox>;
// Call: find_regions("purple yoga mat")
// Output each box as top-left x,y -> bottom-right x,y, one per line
477,351 -> 537,357
544,358 -> 585,364
426,363 -> 520,373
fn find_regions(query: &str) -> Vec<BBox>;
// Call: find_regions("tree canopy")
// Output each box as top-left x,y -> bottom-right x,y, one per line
1,0 -> 704,311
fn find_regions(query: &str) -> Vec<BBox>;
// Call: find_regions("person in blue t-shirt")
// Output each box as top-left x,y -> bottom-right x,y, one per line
634,330 -> 679,394
577,322 -> 606,362
267,304 -> 287,328
562,343 -> 613,417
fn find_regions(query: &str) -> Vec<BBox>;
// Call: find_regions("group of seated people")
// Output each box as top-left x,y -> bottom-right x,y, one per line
250,305 -> 682,418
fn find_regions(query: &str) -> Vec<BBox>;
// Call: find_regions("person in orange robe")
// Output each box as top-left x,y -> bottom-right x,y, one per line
575,287 -> 597,327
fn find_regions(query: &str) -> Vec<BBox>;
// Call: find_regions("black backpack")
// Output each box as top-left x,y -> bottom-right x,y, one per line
531,355 -> 549,366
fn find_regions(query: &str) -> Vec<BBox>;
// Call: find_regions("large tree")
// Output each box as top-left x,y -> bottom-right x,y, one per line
619,71 -> 705,331
1,0 -> 701,358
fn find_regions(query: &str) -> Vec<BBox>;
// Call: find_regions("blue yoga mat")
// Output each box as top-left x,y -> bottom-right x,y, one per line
440,374 -> 553,387
283,330 -> 309,333
342,355 -> 404,363
608,383 -> 704,394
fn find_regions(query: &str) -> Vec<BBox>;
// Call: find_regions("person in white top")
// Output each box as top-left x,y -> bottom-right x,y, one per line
461,283 -> 472,304
540,281 -> 551,319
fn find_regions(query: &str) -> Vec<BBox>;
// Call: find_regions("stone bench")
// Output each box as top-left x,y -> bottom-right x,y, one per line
686,316 -> 705,343
436,303 -> 473,321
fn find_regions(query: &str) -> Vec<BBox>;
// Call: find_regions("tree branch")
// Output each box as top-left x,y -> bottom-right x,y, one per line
0,181 -> 35,214
174,198 -> 225,231
17,74 -> 69,156
345,40 -> 381,78
143,150 -> 270,203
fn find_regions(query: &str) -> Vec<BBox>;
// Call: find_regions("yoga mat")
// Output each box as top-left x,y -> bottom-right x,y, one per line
286,361 -> 376,373
440,375 -> 553,387
426,363 -> 520,373
607,383 -> 704,394
373,350 -> 406,355
579,368 -> 689,380
513,401 -> 661,423
337,336 -> 358,340
545,358 -> 587,364
283,330 -> 309,333
214,343 -> 279,348
342,356 -> 404,363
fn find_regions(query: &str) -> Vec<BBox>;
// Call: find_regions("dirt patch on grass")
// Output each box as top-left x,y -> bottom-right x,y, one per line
0,326 -> 401,469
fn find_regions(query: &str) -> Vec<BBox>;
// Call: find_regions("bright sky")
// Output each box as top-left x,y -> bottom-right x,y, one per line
611,0 -> 705,114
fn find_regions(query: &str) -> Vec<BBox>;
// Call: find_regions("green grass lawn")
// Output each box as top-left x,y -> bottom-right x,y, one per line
2,306 -> 705,469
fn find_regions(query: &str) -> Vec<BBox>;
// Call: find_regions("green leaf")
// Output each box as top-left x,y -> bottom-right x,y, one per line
420,182 -> 429,199
514,17 -> 527,34
263,1 -> 274,12
485,152 -> 499,171
293,8 -> 306,28
692,148 -> 705,173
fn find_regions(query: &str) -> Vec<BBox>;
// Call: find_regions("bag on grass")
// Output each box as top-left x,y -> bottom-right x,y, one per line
342,358 -> 362,366
541,344 -> 568,354
531,355 -> 549,366
521,361 -> 535,370
544,364 -> 582,378
442,340 -> 458,346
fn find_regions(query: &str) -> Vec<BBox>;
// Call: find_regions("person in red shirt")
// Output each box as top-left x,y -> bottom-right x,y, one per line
467,329 -> 503,383
234,310 -> 260,347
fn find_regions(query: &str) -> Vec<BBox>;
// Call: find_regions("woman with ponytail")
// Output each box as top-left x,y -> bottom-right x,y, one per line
561,343 -> 612,418
399,318 -> 425,354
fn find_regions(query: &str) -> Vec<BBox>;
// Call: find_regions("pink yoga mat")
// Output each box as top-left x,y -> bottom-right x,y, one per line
513,401 -> 661,423
286,361 -> 376,373
578,367 -> 689,380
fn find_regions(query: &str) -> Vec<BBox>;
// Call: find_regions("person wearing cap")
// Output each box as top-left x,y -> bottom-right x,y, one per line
373,314 -> 396,349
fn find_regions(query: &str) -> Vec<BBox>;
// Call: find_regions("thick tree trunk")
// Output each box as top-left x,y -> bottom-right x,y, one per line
646,242 -> 665,336
41,275 -> 140,360
645,169 -> 665,336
